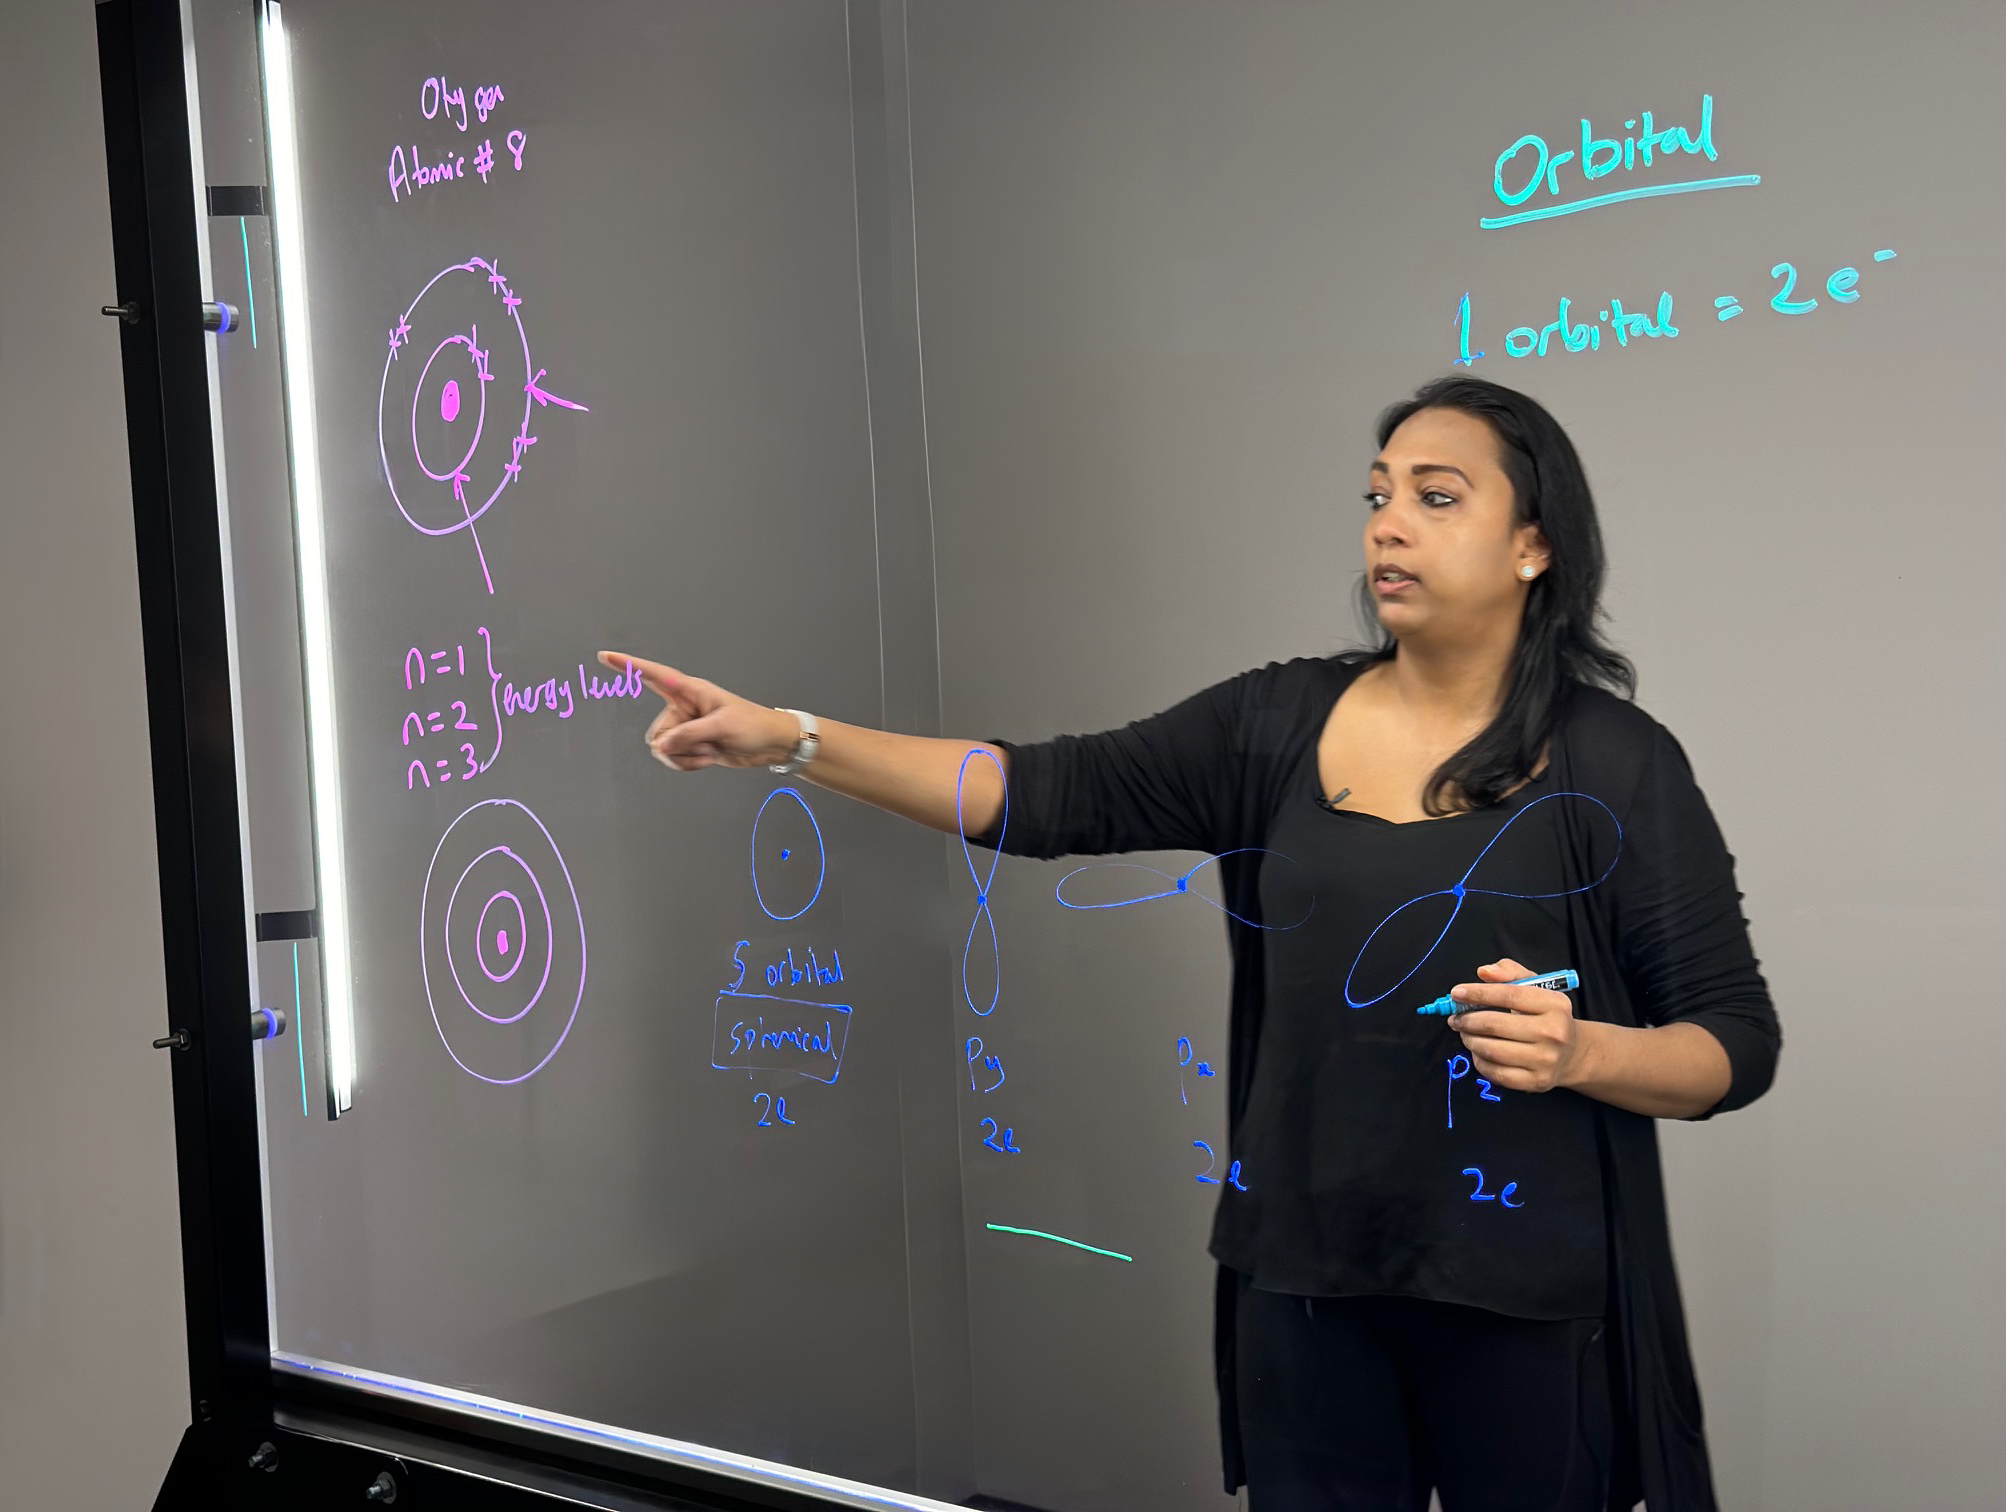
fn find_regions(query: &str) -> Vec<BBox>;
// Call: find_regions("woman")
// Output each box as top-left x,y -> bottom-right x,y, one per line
601,374 -> 1779,1511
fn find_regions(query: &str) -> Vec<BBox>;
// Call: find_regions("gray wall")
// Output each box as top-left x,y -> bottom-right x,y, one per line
0,0 -> 189,1505
909,4 -> 2004,1509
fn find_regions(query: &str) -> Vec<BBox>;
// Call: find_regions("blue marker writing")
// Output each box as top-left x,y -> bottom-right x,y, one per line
1416,967 -> 1579,1015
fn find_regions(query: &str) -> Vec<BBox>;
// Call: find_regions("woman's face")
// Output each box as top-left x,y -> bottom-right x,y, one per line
1360,406 -> 1547,643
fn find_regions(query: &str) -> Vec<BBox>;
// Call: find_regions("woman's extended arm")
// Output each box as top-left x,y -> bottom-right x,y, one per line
793,718 -> 1008,836
596,651 -> 1004,837
599,648 -> 1253,861
1563,1018 -> 1732,1119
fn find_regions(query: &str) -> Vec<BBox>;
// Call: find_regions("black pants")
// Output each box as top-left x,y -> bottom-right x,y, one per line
1235,1286 -> 1613,1512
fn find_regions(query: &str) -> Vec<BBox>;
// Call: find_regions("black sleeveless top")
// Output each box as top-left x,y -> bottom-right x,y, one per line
1205,726 -> 1617,1317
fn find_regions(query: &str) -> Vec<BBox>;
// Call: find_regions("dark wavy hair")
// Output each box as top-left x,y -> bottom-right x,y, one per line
1341,375 -> 1637,816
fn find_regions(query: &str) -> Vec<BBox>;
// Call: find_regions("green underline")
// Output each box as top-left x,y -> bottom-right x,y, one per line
986,1223 -> 1134,1262
1480,174 -> 1761,230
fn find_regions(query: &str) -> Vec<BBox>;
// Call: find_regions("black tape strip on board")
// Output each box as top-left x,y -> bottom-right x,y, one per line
207,184 -> 267,217
255,909 -> 319,942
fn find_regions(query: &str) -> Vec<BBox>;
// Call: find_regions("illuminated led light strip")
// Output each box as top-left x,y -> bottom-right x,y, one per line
272,1352 -> 971,1511
262,2 -> 354,1114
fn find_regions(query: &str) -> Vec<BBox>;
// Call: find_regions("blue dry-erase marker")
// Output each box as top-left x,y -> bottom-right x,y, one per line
1416,968 -> 1580,1015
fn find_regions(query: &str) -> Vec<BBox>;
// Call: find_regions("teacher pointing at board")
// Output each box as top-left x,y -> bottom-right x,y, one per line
602,375 -> 1779,1512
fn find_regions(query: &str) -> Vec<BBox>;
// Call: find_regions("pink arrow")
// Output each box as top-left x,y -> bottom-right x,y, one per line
451,467 -> 495,595
525,368 -> 588,412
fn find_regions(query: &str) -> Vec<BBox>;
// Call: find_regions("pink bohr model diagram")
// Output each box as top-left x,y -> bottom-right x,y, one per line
378,255 -> 587,595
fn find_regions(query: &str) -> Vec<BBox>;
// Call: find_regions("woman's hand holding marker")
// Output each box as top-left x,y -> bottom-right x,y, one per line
595,651 -> 798,772
1445,957 -> 1587,1094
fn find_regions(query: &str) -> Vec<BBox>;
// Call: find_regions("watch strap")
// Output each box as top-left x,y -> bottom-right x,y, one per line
767,708 -> 821,775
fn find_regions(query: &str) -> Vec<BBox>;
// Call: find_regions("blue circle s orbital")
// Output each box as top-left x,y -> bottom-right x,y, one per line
751,786 -> 826,923
1054,848 -> 1315,931
956,747 -> 1006,1018
1343,789 -> 1622,1010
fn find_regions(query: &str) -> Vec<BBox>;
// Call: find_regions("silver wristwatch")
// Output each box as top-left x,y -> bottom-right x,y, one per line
768,708 -> 821,775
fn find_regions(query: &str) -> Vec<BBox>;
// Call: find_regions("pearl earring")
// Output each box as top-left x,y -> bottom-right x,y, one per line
1520,565 -> 1536,579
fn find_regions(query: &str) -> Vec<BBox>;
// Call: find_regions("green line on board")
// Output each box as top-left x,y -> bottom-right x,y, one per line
986,1223 -> 1133,1263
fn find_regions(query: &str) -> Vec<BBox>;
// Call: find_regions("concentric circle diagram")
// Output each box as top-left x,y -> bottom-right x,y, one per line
421,798 -> 587,1084
379,256 -> 588,595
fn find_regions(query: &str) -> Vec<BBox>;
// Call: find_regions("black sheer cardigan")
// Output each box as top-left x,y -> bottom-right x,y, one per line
965,653 -> 1781,1511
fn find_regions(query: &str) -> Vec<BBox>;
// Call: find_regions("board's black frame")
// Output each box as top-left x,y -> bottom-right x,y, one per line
96,0 -> 962,1507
